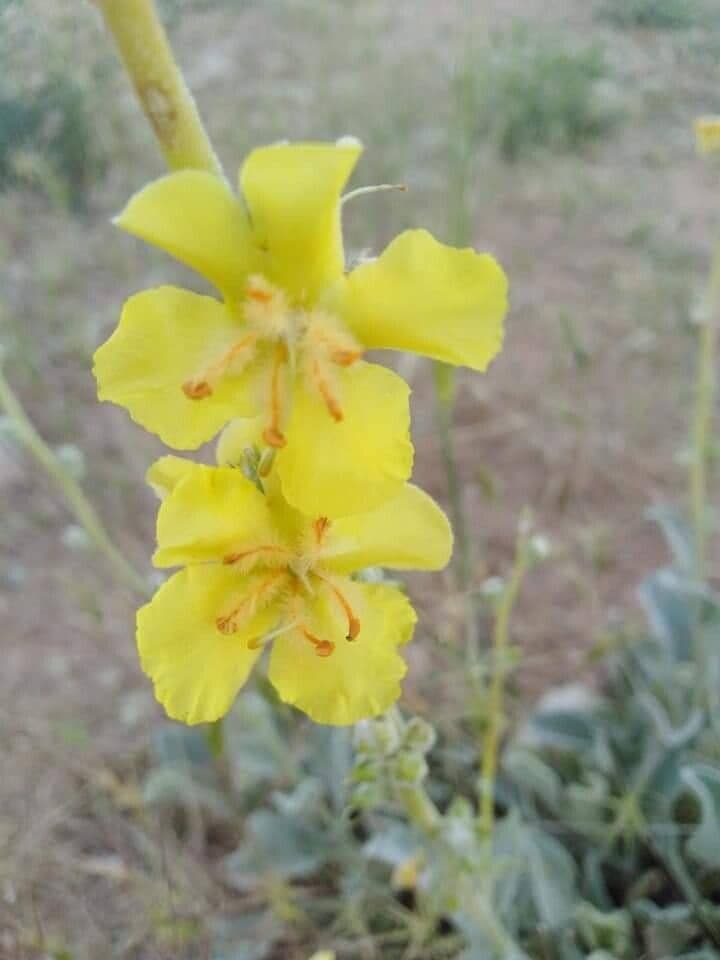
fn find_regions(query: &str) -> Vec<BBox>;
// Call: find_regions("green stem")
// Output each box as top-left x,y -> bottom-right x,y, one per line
0,367 -> 149,599
95,0 -> 223,178
479,517 -> 532,838
691,242 -> 719,578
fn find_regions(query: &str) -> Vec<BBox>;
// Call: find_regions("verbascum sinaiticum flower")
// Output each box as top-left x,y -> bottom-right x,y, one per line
93,139 -> 508,518
139,450 -> 452,726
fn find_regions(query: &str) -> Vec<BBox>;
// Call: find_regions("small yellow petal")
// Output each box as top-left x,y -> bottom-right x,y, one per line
153,464 -> 280,568
94,286 -> 255,450
276,362 -> 413,519
137,567 -> 277,725
239,140 -> 362,304
695,116 -> 720,155
115,171 -> 254,299
146,455 -> 197,500
268,582 -> 416,725
324,484 -> 453,575
335,229 -> 508,371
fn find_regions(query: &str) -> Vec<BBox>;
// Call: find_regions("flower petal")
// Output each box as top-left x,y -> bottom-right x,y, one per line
335,229 -> 508,370
137,567 -> 277,725
276,361 -> 413,519
153,464 -> 281,568
94,286 -> 256,450
115,171 -> 254,299
268,582 -> 415,725
324,484 -> 453,575
239,140 -> 362,304
146,455 -> 197,499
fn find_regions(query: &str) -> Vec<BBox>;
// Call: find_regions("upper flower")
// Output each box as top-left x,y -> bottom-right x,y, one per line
138,453 -> 452,726
93,140 -> 508,517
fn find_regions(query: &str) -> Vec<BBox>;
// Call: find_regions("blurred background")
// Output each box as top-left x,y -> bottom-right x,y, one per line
1,0 -> 719,955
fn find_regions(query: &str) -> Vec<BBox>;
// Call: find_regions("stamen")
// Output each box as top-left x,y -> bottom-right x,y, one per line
216,571 -> 286,635
301,626 -> 335,658
262,342 -> 288,448
313,516 -> 331,545
223,545 -> 291,566
182,332 -> 258,400
312,358 -> 343,423
330,348 -> 363,367
316,575 -> 361,641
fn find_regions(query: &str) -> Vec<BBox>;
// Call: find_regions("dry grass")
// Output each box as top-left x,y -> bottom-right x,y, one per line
1,0 -> 718,954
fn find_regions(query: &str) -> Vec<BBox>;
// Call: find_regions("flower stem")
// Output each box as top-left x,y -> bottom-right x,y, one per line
479,515 -> 532,838
94,0 -> 223,178
0,367 -> 150,599
690,241 -> 719,579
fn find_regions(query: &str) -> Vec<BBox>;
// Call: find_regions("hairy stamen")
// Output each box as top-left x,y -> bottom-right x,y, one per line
316,574 -> 361,641
312,358 -> 343,422
182,332 -> 257,400
262,342 -> 288,448
216,571 -> 286,635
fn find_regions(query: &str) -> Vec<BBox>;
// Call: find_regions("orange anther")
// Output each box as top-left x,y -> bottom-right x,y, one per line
301,627 -> 335,658
331,348 -> 363,367
347,617 -> 361,641
262,426 -> 287,448
182,379 -> 213,400
313,516 -> 331,545
216,614 -> 237,635
248,286 -> 273,303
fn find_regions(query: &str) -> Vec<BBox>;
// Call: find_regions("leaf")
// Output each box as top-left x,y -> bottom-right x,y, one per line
150,722 -> 213,770
210,910 -> 282,960
363,820 -> 421,867
502,747 -> 563,810
143,767 -> 233,822
632,899 -> 699,957
223,693 -> 293,798
638,568 -> 713,660
647,505 -> 694,572
224,807 -> 332,886
679,764 -> 720,869
494,813 -> 577,930
575,902 -> 633,958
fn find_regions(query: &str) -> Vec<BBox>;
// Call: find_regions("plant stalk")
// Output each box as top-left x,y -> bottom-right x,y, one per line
691,241 -> 719,578
0,367 -> 149,599
95,0 -> 224,178
479,517 -> 531,837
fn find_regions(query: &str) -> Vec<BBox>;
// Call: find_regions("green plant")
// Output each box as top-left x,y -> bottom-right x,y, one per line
474,26 -> 617,162
600,0 -> 703,30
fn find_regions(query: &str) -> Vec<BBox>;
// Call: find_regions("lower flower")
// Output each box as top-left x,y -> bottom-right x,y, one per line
137,455 -> 452,726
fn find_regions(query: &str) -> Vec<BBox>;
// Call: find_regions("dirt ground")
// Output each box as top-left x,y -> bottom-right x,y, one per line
1,0 -> 718,955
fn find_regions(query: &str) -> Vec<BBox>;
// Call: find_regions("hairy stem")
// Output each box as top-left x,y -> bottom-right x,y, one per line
95,0 -> 223,178
479,517 -> 531,837
0,367 -> 149,599
691,241 -> 719,578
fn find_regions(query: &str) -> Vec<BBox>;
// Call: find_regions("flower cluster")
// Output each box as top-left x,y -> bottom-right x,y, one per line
94,139 -> 508,725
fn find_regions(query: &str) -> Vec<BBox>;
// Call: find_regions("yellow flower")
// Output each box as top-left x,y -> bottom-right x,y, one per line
138,455 -> 452,726
93,140 -> 508,517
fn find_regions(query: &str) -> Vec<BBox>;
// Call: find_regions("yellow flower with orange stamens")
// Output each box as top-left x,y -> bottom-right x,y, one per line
138,455 -> 452,726
93,139 -> 507,518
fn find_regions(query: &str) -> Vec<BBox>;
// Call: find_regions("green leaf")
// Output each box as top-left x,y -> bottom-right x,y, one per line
210,910 -> 282,960
632,899 -> 699,957
223,693 -> 292,798
151,722 -> 213,770
502,748 -> 563,810
575,902 -> 633,958
680,764 -> 720,869
648,505 -> 694,571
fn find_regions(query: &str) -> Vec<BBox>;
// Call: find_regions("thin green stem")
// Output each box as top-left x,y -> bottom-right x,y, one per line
479,516 -> 532,838
0,367 -> 149,598
691,242 -> 720,578
95,0 -> 223,178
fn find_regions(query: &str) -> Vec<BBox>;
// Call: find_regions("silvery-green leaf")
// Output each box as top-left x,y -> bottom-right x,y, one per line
679,764 -> 720,869
151,722 -> 213,770
648,505 -> 694,572
632,899 -> 699,957
503,747 -> 563,810
223,693 -> 293,796
363,821 -> 421,867
210,910 -> 282,960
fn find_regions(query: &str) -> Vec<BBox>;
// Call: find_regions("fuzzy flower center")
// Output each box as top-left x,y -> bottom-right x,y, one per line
182,275 -> 363,449
215,515 -> 360,658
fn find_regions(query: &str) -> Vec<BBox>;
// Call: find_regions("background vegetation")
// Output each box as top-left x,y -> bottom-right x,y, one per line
0,0 -> 718,957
